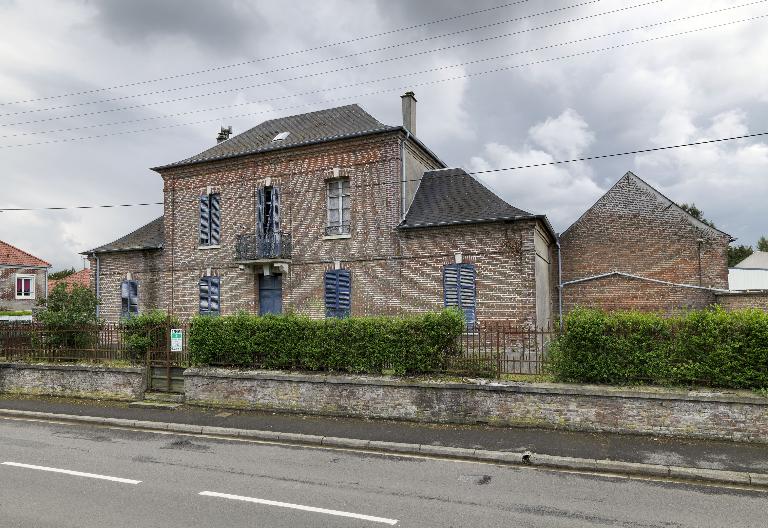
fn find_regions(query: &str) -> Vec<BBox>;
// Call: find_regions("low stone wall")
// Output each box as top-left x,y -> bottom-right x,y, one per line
185,368 -> 768,443
0,363 -> 145,400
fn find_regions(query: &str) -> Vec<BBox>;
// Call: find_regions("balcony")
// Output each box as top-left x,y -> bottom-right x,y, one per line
235,231 -> 292,263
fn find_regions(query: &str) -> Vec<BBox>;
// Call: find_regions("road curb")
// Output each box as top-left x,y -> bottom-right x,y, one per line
2,408 -> 766,488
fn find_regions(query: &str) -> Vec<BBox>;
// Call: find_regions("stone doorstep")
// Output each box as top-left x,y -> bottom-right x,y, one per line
1,408 -> 766,489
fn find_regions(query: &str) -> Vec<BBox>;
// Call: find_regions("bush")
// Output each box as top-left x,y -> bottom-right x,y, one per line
189,309 -> 465,375
549,307 -> 768,389
35,283 -> 100,349
122,310 -> 180,361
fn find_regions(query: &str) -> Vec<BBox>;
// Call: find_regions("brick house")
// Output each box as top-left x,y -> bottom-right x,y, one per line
86,95 -> 557,328
0,240 -> 51,311
48,268 -> 92,292
558,171 -> 733,315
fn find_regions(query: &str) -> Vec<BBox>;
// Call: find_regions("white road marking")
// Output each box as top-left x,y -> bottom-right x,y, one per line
199,490 -> 398,525
1,462 -> 142,484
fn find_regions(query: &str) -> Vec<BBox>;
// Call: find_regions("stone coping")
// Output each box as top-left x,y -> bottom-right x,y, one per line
0,362 -> 143,374
184,367 -> 768,406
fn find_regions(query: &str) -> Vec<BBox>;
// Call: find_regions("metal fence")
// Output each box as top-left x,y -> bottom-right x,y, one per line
0,320 -> 554,378
451,322 -> 555,377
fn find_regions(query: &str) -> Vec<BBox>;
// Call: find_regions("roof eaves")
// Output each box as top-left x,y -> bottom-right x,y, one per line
81,244 -> 163,256
0,240 -> 51,267
398,214 -> 535,230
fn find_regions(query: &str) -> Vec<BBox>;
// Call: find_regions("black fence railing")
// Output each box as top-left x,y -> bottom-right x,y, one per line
235,231 -> 292,261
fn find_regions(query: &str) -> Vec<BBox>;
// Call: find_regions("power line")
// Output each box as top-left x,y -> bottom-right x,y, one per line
1,1 -> 753,140
2,0 -> 607,116
0,0 -> 534,107
0,0 -> 657,127
0,14 -> 763,149
3,130 -> 766,212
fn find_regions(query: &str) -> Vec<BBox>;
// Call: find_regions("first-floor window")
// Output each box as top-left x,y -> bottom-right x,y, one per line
324,269 -> 351,318
199,276 -> 221,316
15,275 -> 35,299
120,280 -> 139,318
443,263 -> 476,327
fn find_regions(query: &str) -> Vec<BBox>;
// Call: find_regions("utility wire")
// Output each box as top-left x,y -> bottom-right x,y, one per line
1,0 -> 656,126
0,0 -> 534,107
0,14 -> 763,148
0,1 -> 753,140
2,130 -> 766,212
2,0 -> 608,116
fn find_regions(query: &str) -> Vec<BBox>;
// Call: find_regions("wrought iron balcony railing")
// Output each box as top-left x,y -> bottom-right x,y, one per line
325,223 -> 351,236
235,231 -> 292,261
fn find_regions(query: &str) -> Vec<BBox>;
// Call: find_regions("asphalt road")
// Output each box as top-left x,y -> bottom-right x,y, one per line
0,417 -> 766,527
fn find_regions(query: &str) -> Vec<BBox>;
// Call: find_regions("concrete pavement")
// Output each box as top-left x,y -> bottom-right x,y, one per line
1,417 -> 767,527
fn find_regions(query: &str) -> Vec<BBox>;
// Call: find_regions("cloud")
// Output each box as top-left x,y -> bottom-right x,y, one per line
469,109 -> 603,230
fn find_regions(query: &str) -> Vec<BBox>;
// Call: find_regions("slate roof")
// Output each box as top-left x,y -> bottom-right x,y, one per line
153,104 -> 397,170
85,216 -> 164,254
0,240 -> 50,267
399,168 -> 535,229
735,251 -> 768,269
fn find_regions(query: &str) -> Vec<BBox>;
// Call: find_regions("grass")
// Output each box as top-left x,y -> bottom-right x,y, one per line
0,311 -> 32,317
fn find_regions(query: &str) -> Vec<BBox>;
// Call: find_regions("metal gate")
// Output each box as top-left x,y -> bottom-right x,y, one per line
145,325 -> 186,393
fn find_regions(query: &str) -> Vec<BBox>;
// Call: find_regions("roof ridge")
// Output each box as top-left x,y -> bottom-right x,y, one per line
0,239 -> 50,267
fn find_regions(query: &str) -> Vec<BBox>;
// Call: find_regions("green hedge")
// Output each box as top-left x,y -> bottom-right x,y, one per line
549,308 -> 768,389
122,310 -> 180,361
188,309 -> 465,375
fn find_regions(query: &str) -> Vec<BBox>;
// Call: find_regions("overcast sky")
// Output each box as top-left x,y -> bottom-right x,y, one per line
1,0 -> 766,270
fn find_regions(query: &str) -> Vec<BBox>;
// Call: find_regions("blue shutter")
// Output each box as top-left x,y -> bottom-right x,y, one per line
256,188 -> 265,240
121,281 -> 130,318
443,264 -> 476,327
271,186 -> 280,233
325,269 -> 351,318
199,194 -> 211,245
209,276 -> 221,315
128,280 -> 139,316
199,277 -> 209,315
209,193 -> 221,245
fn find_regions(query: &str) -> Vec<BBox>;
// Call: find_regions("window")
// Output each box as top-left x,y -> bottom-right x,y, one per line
324,269 -> 351,318
199,192 -> 221,246
15,275 -> 35,299
120,280 -> 139,318
199,276 -> 221,316
326,178 -> 350,236
443,264 -> 476,327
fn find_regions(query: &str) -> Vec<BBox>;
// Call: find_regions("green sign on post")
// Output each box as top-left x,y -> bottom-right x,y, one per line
170,328 -> 183,352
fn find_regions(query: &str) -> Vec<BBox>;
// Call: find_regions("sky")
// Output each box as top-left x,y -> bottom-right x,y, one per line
0,0 -> 766,270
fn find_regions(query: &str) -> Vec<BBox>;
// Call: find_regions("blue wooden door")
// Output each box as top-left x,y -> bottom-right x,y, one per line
259,274 -> 282,315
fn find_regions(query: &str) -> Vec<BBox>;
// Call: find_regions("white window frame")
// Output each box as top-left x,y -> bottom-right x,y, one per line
15,274 -> 36,300
326,178 -> 350,236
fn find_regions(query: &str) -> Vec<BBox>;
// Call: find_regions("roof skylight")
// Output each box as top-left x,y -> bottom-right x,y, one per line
272,131 -> 290,141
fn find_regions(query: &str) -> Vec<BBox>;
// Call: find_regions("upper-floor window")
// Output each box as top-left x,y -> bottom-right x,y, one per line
324,269 -> 351,318
120,280 -> 139,318
257,186 -> 280,237
199,275 -> 221,316
443,263 -> 476,327
15,274 -> 35,299
199,192 -> 221,246
326,178 -> 350,236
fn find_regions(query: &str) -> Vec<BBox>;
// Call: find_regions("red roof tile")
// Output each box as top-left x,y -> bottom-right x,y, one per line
0,240 -> 50,267
48,268 -> 91,291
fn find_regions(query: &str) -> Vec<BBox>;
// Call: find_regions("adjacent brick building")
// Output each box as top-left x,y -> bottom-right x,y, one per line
0,240 -> 51,312
559,171 -> 733,314
86,96 -> 557,328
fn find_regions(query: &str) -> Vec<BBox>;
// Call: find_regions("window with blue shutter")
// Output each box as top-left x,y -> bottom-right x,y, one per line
199,192 -> 221,246
324,269 -> 351,318
199,276 -> 221,316
120,280 -> 139,318
443,264 -> 476,327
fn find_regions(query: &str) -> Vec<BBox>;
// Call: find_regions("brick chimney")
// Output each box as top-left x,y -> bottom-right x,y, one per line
216,125 -> 233,144
401,92 -> 417,134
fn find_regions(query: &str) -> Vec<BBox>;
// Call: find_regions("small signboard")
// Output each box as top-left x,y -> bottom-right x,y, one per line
170,328 -> 183,352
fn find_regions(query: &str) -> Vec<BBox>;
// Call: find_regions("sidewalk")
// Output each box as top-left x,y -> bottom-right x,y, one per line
2,394 -> 767,477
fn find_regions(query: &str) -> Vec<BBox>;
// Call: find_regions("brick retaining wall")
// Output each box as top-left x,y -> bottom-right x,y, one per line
0,363 -> 146,400
185,369 -> 768,443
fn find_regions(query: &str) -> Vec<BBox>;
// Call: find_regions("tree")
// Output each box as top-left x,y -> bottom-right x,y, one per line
758,236 -> 768,252
48,267 -> 76,280
727,245 -> 753,267
679,203 -> 716,228
35,283 -> 100,349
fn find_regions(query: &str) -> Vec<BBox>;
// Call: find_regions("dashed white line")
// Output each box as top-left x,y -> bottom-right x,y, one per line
199,490 -> 398,525
1,462 -> 142,484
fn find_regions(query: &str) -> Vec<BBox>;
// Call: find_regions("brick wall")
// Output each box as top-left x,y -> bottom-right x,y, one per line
0,267 -> 47,311
92,251 -> 163,321
716,291 -> 768,311
559,173 -> 730,313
